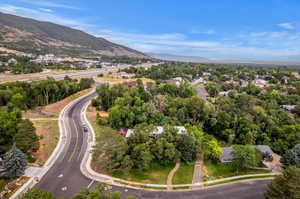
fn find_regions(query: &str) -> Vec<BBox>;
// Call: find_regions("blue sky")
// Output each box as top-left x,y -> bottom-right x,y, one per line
1,0 -> 300,61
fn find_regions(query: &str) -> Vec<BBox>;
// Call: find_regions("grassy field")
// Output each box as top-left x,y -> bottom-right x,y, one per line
111,162 -> 174,184
172,163 -> 194,184
203,161 -> 272,180
32,120 -> 59,166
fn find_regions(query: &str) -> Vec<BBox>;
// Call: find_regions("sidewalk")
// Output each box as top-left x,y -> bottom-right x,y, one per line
191,159 -> 203,188
24,167 -> 45,178
167,162 -> 180,190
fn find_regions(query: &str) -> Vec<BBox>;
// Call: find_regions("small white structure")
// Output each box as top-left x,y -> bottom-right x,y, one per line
280,105 -> 296,111
8,58 -> 17,64
203,72 -> 211,76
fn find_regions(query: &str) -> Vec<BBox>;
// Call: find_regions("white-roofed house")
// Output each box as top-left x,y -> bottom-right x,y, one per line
122,126 -> 186,138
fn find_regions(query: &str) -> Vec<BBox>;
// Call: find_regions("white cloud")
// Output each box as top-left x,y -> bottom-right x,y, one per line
248,31 -> 289,38
38,8 -> 53,13
278,23 -> 295,30
190,28 -> 216,35
18,0 -> 78,9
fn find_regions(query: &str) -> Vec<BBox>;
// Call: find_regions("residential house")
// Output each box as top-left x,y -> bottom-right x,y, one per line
219,145 -> 274,163
196,86 -> 209,100
281,76 -> 290,84
191,77 -> 207,85
254,79 -> 269,88
166,77 -> 183,86
121,126 -> 186,138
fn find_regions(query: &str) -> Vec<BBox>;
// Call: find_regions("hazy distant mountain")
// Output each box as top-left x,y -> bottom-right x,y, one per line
149,53 -> 300,66
148,53 -> 210,62
0,12 -> 148,58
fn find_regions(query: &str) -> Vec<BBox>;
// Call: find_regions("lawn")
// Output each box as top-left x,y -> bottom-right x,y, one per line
32,120 -> 59,166
111,162 -> 174,184
203,161 -> 272,181
172,163 -> 194,184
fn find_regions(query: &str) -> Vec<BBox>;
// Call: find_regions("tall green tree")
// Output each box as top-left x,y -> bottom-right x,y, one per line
232,145 -> 261,170
281,144 -> 300,168
265,167 -> 300,199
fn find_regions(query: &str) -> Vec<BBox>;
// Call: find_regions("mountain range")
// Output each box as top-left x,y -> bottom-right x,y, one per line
0,12 -> 147,58
148,53 -> 300,66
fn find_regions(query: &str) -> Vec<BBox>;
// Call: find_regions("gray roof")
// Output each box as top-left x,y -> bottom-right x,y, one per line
256,145 -> 274,155
196,86 -> 209,99
219,145 -> 274,163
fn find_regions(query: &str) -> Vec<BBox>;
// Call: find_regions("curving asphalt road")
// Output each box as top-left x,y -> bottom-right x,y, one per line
35,91 -> 271,199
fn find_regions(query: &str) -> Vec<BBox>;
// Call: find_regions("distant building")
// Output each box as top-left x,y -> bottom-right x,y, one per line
196,86 -> 209,99
7,58 -> 17,64
219,145 -> 274,163
123,81 -> 137,87
203,72 -> 211,76
281,76 -> 290,84
121,126 -> 186,138
254,79 -> 269,88
219,91 -> 231,97
113,72 -> 135,79
192,77 -> 207,85
166,77 -> 183,86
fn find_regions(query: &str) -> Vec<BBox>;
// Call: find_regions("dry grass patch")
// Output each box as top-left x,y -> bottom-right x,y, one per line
96,76 -> 154,85
32,120 -> 59,166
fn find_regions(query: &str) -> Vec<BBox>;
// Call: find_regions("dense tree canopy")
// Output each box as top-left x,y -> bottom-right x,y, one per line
231,145 -> 261,170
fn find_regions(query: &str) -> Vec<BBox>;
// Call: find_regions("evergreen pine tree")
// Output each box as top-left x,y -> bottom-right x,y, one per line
3,144 -> 27,179
281,144 -> 300,168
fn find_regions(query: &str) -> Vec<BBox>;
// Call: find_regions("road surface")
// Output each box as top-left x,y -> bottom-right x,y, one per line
35,91 -> 271,199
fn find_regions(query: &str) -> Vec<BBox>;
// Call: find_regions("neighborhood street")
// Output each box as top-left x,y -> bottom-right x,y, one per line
35,91 -> 271,199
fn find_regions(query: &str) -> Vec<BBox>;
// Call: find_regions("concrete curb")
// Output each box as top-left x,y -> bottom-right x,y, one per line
9,90 -> 96,199
80,101 -> 280,190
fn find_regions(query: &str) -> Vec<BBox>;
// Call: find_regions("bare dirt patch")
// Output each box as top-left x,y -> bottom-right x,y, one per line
31,120 -> 59,166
